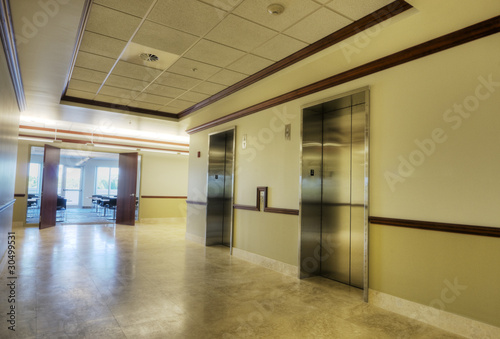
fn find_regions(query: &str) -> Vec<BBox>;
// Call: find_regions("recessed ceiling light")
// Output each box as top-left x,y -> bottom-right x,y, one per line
267,4 -> 284,15
140,53 -> 159,62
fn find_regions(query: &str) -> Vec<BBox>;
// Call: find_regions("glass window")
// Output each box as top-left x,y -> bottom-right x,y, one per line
27,163 -> 41,195
95,167 -> 119,196
57,165 -> 64,195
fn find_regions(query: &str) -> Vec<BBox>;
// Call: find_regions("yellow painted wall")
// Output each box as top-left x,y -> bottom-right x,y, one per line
185,26 -> 500,328
139,198 -> 186,219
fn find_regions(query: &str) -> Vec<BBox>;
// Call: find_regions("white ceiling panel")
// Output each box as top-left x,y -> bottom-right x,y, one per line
99,85 -> 137,99
199,0 -> 243,11
209,69 -> 247,86
105,75 -> 149,91
79,31 -> 127,59
191,81 -> 227,95
113,61 -> 163,82
71,67 -> 108,84
284,8 -> 352,44
128,101 -> 165,111
134,93 -> 173,105
178,91 -> 211,103
227,54 -> 274,75
159,106 -> 184,114
167,99 -> 195,110
66,89 -> 96,100
145,83 -> 185,98
75,51 -> 115,73
206,14 -> 277,52
94,94 -> 132,106
133,21 -> 199,55
93,0 -> 155,18
68,79 -> 101,94
148,0 -> 226,37
253,33 -> 307,61
168,58 -> 221,80
155,73 -> 202,90
86,4 -> 142,41
327,0 -> 393,21
184,39 -> 246,68
233,0 -> 320,32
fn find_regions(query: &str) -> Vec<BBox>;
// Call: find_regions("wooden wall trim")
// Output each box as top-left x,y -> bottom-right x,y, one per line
0,199 -> 16,214
369,216 -> 500,238
186,15 -> 500,134
186,200 -> 207,206
14,194 -> 25,198
233,187 -> 299,216
141,196 -> 187,199
179,0 -> 412,118
0,0 -> 26,111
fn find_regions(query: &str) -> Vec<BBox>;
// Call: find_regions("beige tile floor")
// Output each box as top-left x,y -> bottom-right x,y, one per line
0,221 -> 464,338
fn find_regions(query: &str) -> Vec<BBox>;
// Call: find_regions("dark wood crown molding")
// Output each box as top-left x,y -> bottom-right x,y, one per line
0,0 -> 26,111
369,216 -> 500,238
186,15 -> 500,134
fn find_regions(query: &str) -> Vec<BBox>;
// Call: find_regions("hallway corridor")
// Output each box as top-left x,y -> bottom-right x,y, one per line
1,221 -> 463,338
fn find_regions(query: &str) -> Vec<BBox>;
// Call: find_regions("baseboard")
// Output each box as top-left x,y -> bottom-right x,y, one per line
185,232 -> 205,245
369,289 -> 500,339
138,217 -> 186,224
232,247 -> 298,278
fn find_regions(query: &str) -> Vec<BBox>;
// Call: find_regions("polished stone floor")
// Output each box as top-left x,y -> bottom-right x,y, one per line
0,221 -> 464,338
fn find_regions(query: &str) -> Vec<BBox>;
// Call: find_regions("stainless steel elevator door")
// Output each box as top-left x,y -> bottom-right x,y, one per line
321,106 -> 352,284
222,131 -> 234,247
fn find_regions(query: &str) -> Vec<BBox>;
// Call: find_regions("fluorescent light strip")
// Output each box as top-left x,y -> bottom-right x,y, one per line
18,136 -> 54,142
139,148 -> 188,155
93,144 -> 139,151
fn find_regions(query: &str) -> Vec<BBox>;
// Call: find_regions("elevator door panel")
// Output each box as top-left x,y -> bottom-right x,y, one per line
321,107 -> 351,284
207,134 -> 226,245
222,132 -> 234,247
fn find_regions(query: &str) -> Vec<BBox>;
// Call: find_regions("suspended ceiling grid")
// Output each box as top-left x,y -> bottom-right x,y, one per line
65,0 -> 393,116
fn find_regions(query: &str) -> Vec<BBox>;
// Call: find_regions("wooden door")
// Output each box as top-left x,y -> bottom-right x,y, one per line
39,144 -> 60,229
116,152 -> 138,225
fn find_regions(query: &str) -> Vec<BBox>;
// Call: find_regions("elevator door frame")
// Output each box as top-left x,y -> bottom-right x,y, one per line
206,127 -> 236,252
299,87 -> 370,302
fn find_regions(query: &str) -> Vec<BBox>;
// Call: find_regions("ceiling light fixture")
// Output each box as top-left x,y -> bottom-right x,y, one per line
267,4 -> 285,15
140,53 -> 159,62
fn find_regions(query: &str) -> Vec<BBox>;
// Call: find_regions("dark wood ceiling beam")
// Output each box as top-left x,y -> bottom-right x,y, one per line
186,15 -> 500,134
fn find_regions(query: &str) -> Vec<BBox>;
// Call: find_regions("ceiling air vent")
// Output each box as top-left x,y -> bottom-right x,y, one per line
140,53 -> 159,62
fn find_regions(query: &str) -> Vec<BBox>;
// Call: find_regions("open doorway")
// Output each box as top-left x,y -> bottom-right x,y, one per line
26,146 -> 141,226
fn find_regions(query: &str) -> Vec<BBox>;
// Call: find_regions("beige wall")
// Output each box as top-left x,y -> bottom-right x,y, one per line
185,28 -> 500,328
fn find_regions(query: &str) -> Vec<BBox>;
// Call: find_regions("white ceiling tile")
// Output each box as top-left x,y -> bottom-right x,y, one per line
128,101 -> 165,111
68,79 -> 101,94
191,81 -> 227,95
233,0 -> 320,32
86,4 -> 141,41
99,85 -> 137,100
148,0 -> 225,36
168,58 -> 221,80
94,94 -> 132,106
65,89 -> 96,100
178,91 -> 210,103
206,14 -> 277,52
253,34 -> 307,61
155,73 -> 202,90
159,106 -> 183,114
145,83 -> 185,98
93,0 -> 155,17
327,0 -> 392,21
284,8 -> 352,44
167,99 -> 195,110
199,0 -> 243,11
184,39 -> 246,68
75,51 -> 115,73
227,54 -> 274,75
208,69 -> 247,86
133,20 -> 198,55
71,67 -> 108,84
313,0 -> 331,4
105,75 -> 148,91
113,61 -> 163,82
134,93 -> 172,105
79,31 -> 127,59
